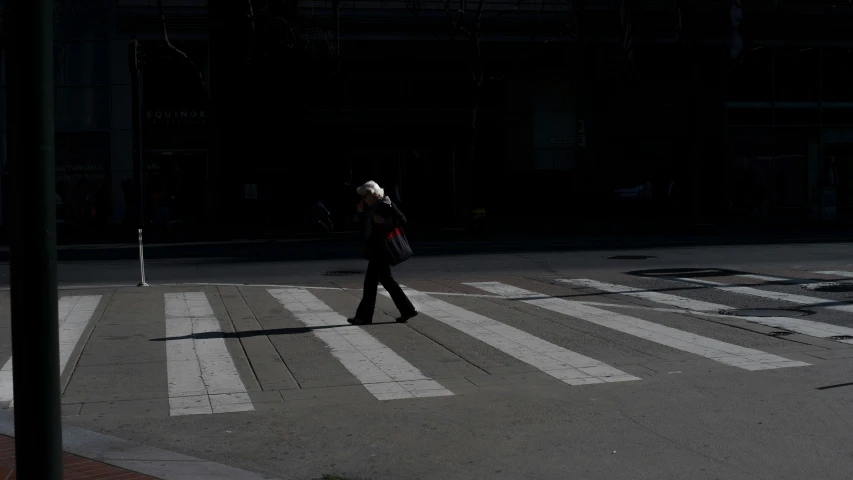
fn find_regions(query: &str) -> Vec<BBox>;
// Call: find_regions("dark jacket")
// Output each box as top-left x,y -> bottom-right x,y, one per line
363,197 -> 407,261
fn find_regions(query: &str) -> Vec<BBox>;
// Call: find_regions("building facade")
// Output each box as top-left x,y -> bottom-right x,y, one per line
2,0 -> 852,234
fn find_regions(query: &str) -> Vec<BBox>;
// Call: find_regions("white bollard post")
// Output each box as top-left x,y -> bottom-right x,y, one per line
137,228 -> 149,287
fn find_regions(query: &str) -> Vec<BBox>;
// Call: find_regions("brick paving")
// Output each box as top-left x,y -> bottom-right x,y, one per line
0,434 -> 158,479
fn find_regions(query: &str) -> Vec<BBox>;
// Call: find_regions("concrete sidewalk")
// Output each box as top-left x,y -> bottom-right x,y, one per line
1,434 -> 158,479
0,410 -> 280,480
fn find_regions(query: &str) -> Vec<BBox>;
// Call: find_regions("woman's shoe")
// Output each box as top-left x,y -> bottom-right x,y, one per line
347,317 -> 372,325
396,311 -> 418,323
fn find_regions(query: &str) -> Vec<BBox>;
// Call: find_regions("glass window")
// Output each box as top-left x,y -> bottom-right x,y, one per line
111,86 -> 132,130
55,42 -> 110,85
54,1 -> 110,40
55,131 -> 112,227
775,107 -> 820,126
0,131 -> 6,174
774,48 -> 820,102
55,87 -> 111,131
534,148 -> 574,171
774,127 -> 809,207
347,73 -> 399,109
728,47 -> 773,102
727,127 -> 773,214
727,108 -> 773,126
821,49 -> 853,102
823,107 -> 853,126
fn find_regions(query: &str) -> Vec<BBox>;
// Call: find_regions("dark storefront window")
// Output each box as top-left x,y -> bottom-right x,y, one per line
727,127 -> 773,215
55,87 -> 111,131
727,107 -> 773,126
54,0 -> 110,41
774,48 -> 820,103
0,131 -> 5,175
347,72 -> 400,109
774,127 -> 810,208
821,49 -> 853,103
55,132 -> 112,227
823,107 -> 853,126
405,73 -> 469,109
55,41 -> 110,86
728,47 -> 772,102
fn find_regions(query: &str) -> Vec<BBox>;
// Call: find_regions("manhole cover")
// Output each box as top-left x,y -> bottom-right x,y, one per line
802,283 -> 853,293
719,308 -> 815,318
322,271 -> 363,276
830,335 -> 853,341
768,331 -> 793,337
605,255 -> 656,260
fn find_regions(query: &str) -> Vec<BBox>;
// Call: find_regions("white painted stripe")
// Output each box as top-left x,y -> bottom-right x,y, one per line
816,271 -> 853,278
738,274 -> 796,283
382,287 -> 640,385
268,288 -> 453,400
679,277 -> 853,314
165,292 -> 254,416
558,279 -> 728,312
562,279 -> 853,345
0,296 -> 102,407
182,283 -> 504,299
737,273 -> 835,287
466,282 -> 810,371
738,273 -> 853,293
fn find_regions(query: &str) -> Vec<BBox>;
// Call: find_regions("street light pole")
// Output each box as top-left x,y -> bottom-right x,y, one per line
6,0 -> 64,478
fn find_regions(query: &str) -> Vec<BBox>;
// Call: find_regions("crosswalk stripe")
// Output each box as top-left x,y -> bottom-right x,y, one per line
466,282 -> 810,371
0,295 -> 102,407
815,271 -> 853,278
383,287 -> 641,385
560,279 -> 853,345
165,292 -> 254,416
268,288 -> 453,400
737,273 -> 841,289
737,274 -> 802,283
558,279 -> 727,312
677,277 -> 853,314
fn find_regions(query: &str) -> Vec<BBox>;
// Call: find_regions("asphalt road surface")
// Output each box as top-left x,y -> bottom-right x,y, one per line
2,240 -> 853,479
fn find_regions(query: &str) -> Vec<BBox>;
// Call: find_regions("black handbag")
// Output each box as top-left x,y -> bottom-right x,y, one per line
384,226 -> 413,266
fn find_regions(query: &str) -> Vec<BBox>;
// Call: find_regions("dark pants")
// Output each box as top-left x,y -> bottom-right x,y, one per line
355,259 -> 415,320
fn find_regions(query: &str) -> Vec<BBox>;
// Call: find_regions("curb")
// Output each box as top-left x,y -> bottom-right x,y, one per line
0,410 -> 281,480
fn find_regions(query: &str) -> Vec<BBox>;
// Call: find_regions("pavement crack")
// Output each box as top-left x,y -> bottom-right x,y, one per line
234,285 -> 302,390
222,286 -> 262,390
615,405 -> 770,480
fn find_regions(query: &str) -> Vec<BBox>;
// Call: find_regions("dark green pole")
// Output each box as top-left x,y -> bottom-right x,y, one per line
6,0 -> 63,478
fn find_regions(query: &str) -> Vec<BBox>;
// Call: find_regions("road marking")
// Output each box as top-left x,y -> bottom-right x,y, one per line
466,282 -> 809,371
558,279 -> 727,312
677,277 -> 853,314
737,274 -> 801,283
816,271 -> 853,278
160,284 -> 503,298
165,292 -> 254,416
560,279 -> 853,345
383,287 -> 640,385
0,295 -> 102,407
268,288 -> 453,400
736,273 -> 843,289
